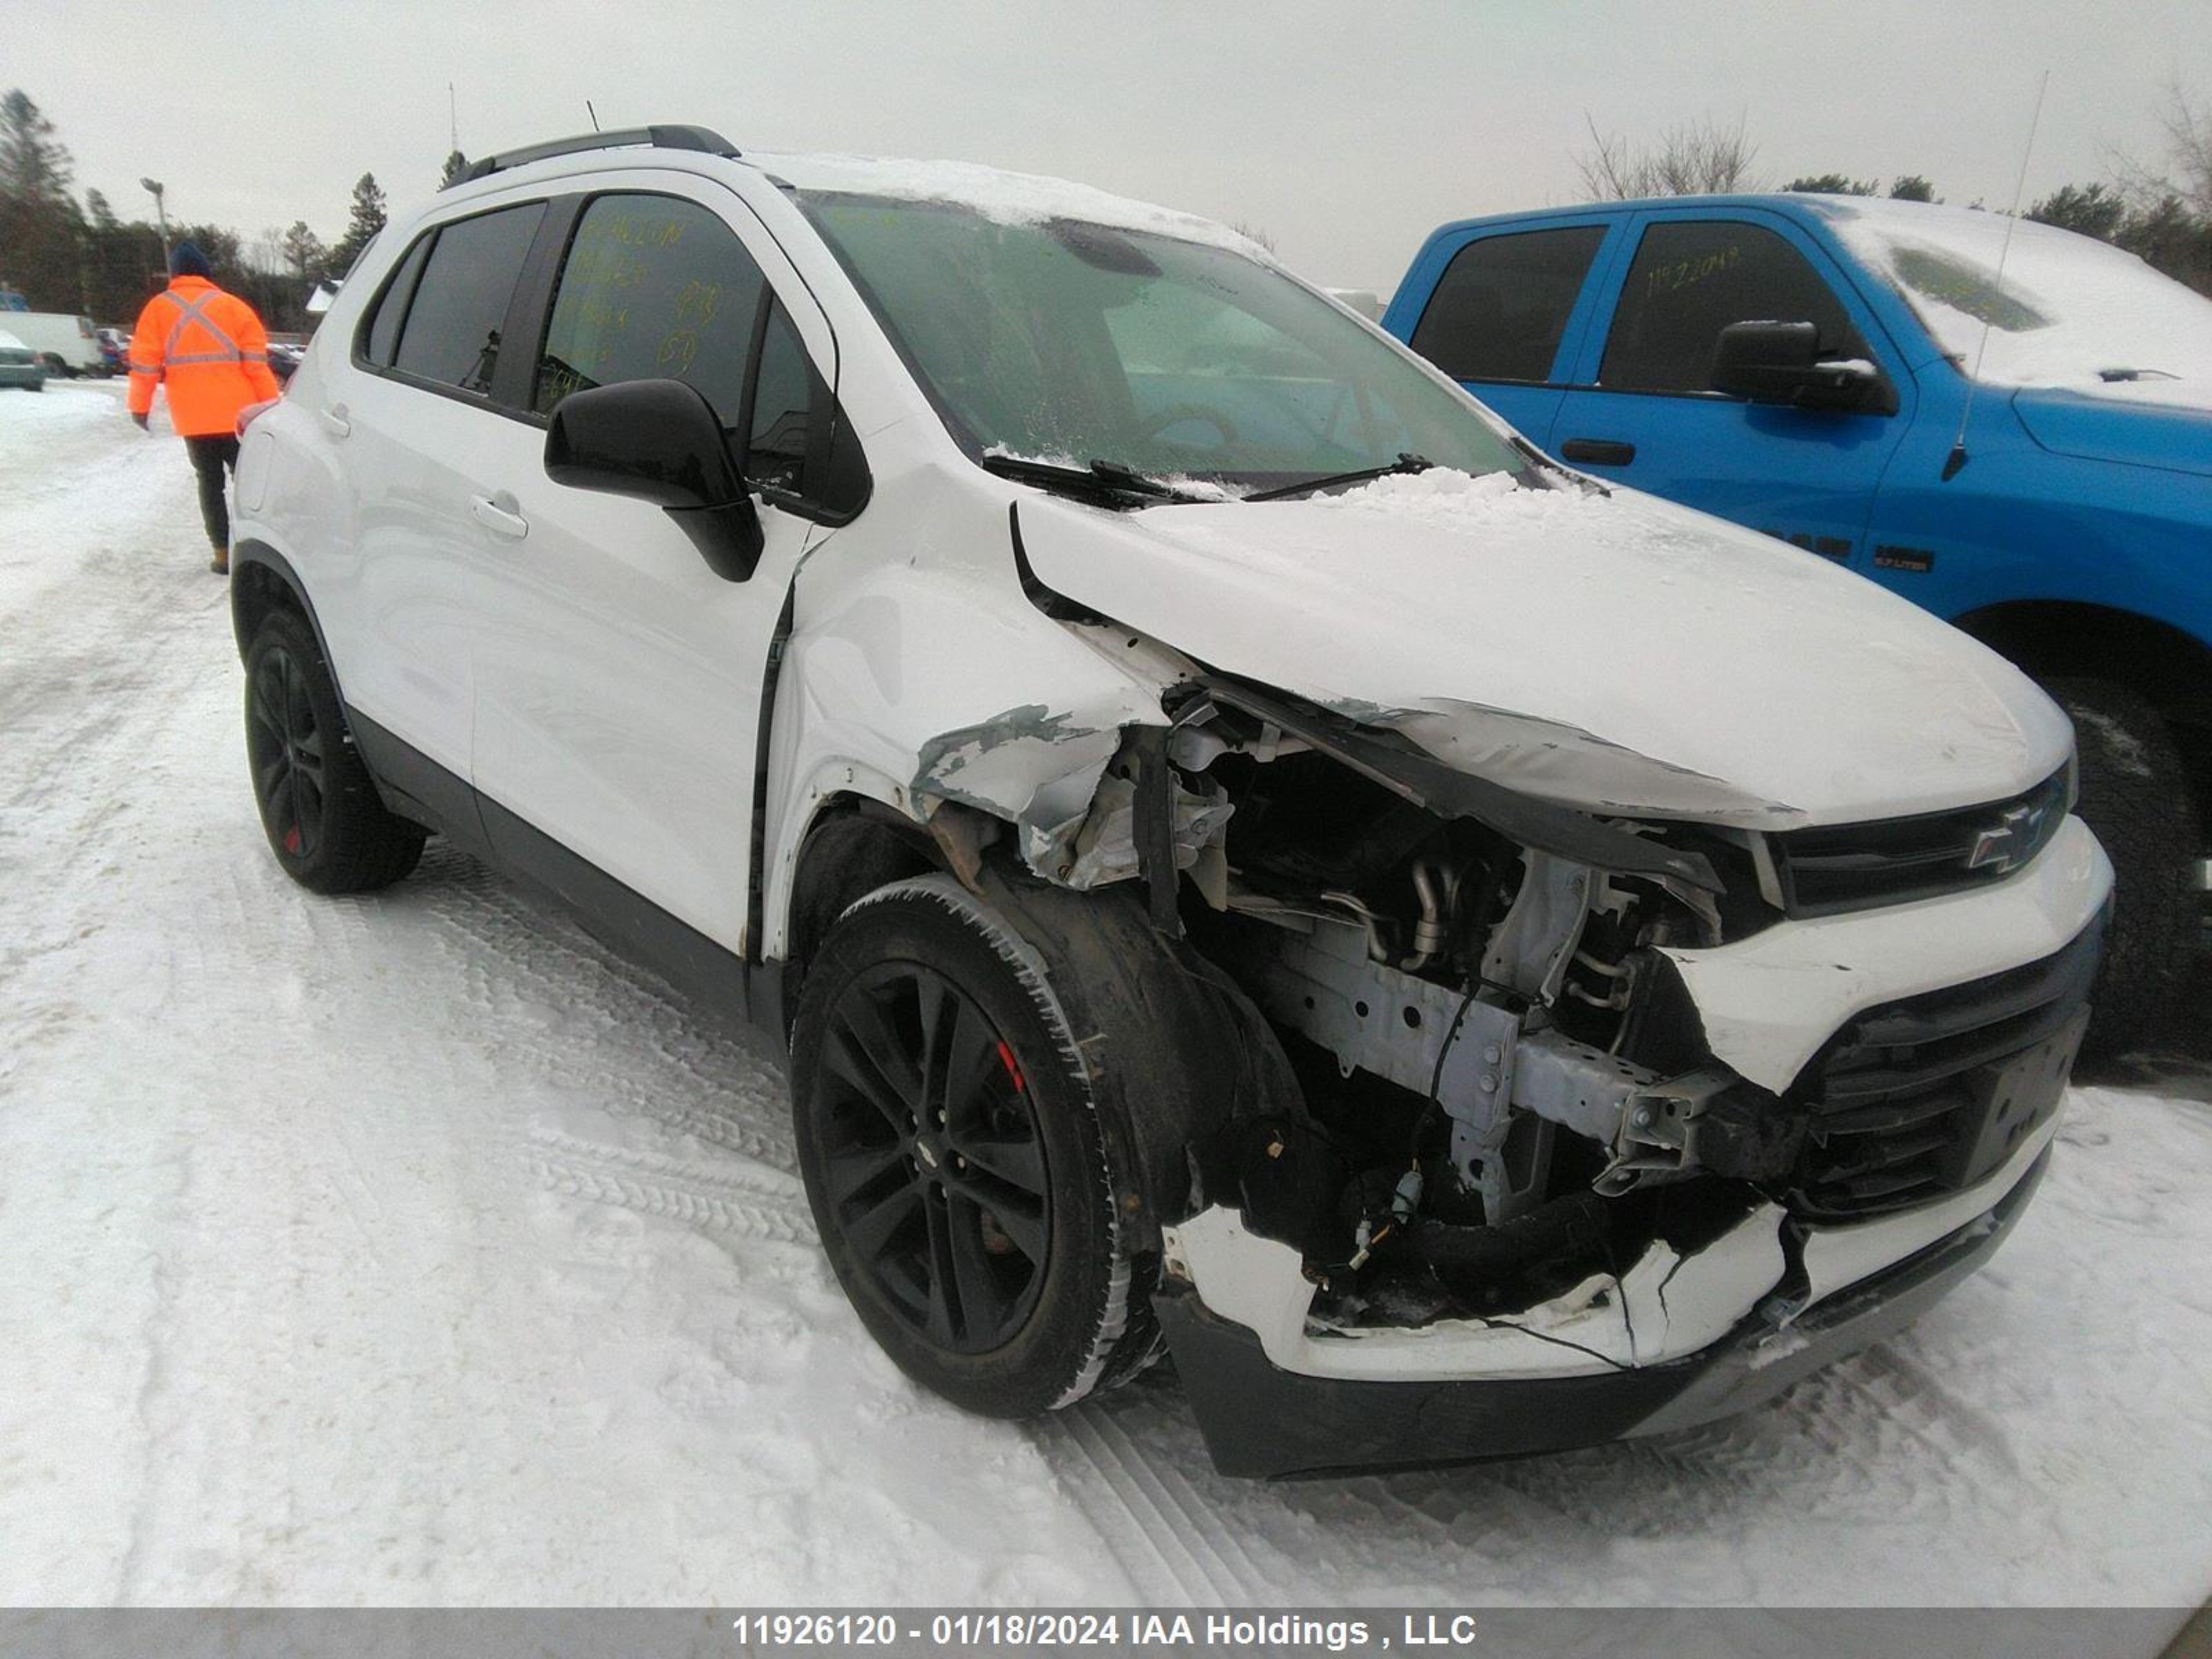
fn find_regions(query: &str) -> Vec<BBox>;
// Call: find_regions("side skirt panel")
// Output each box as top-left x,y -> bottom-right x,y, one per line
344,704 -> 785,1050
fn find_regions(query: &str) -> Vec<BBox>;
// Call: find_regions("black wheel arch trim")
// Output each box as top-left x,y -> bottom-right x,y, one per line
230,541 -> 340,693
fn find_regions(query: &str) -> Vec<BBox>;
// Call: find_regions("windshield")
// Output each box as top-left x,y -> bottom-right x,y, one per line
799,193 -> 1526,491
1830,203 -> 2212,389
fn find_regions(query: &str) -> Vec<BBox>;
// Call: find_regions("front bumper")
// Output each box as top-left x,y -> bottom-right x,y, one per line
1158,1145 -> 2049,1479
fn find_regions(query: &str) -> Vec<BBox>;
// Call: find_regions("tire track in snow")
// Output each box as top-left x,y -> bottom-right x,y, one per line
529,1128 -> 814,1243
1040,1401 -> 1269,1604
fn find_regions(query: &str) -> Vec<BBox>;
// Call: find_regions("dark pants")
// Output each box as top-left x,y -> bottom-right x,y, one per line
185,435 -> 240,554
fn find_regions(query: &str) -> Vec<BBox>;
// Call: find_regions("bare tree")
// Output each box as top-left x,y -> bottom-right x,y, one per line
1576,113 -> 1761,200
2108,79 -> 2212,219
1230,221 -> 1278,254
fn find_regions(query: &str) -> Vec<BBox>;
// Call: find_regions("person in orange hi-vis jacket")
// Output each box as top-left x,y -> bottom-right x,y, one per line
128,242 -> 283,575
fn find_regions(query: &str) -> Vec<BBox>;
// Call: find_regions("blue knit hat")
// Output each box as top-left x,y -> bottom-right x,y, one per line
169,241 -> 213,279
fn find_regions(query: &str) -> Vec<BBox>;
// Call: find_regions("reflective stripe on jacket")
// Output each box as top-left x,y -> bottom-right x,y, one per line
127,276 -> 283,435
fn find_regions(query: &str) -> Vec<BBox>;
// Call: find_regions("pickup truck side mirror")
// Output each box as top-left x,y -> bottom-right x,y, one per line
543,378 -> 765,581
1710,321 -> 1892,415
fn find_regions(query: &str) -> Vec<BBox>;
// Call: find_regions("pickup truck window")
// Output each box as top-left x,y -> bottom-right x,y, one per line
1600,221 -> 1862,395
1409,226 -> 1606,384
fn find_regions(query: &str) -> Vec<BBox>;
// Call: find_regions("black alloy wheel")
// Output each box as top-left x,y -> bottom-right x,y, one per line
241,607 -> 424,893
816,959 -> 1051,1353
247,641 -> 325,863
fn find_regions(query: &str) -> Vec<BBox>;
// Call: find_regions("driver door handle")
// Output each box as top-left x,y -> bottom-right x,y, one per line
1559,438 -> 1636,467
317,403 -> 350,440
469,491 -> 529,541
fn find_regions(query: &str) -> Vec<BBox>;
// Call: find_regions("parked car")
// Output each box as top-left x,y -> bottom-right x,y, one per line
1385,195 -> 2211,1053
0,330 -> 48,391
229,127 -> 2110,1477
2,310 -> 104,376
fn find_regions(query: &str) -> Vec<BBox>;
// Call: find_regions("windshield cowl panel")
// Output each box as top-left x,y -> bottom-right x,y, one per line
800,191 -> 1526,494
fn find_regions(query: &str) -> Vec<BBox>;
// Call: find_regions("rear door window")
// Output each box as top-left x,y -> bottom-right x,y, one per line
361,234 -> 433,368
1409,226 -> 1607,383
1599,220 -> 1864,394
390,203 -> 546,395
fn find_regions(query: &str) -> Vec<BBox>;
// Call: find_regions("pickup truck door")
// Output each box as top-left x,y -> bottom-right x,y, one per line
1383,216 -> 1623,447
1546,207 -> 1915,570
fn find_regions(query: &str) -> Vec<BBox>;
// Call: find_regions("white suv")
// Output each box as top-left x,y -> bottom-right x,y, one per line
231,125 -> 2112,1477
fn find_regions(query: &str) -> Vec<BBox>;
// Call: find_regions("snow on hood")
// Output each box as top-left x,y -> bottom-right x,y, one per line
760,151 -> 1271,260
1817,198 -> 2212,401
1018,470 -> 2072,828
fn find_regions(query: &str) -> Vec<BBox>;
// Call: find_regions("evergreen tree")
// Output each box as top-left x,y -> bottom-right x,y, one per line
283,220 -> 328,283
0,88 -> 73,200
328,172 -> 387,276
2029,182 -> 2126,241
1783,173 -> 1878,196
1888,175 -> 1938,203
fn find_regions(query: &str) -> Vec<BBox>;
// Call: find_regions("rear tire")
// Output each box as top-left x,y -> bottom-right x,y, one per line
790,875 -> 1156,1418
2047,677 -> 2197,1057
243,608 -> 426,894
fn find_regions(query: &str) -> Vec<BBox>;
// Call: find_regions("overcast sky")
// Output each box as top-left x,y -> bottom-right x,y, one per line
16,0 -> 2210,288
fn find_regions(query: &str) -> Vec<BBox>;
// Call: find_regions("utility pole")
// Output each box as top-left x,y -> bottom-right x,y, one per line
140,176 -> 170,268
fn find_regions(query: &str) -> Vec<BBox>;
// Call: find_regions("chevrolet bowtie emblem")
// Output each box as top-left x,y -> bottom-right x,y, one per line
1966,801 -> 2049,876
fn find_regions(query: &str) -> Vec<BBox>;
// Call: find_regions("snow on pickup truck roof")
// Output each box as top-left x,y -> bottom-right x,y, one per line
1814,196 -> 2212,397
758,150 -> 1269,259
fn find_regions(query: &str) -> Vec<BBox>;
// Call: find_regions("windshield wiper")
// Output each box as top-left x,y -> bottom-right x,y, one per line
1241,451 -> 1432,503
980,453 -> 1206,506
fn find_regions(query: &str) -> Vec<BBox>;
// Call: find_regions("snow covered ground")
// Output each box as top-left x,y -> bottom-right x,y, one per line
3,379 -> 2211,1615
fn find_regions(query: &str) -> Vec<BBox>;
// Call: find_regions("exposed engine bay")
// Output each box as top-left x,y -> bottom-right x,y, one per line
993,661 -> 2086,1352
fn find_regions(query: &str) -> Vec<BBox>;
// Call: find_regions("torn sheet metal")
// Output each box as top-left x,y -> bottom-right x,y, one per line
1029,744 -> 1235,890
909,707 -> 1233,894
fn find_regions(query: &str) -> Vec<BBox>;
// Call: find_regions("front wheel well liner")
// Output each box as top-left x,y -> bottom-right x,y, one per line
780,798 -> 944,1029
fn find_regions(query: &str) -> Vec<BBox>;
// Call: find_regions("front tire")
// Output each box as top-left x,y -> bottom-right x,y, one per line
243,608 -> 426,894
790,875 -> 1154,1418
2048,677 -> 2198,1057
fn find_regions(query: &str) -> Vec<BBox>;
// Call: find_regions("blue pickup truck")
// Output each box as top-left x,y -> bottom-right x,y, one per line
1384,194 -> 2212,1051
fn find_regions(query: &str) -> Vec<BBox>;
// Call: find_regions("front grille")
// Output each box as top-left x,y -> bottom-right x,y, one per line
1789,920 -> 2102,1219
1770,766 -> 2072,917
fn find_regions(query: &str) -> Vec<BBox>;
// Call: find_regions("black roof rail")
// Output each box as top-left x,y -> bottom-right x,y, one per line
452,124 -> 741,188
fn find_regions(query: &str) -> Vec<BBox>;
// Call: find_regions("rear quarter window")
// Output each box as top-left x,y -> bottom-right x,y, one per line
388,203 -> 546,395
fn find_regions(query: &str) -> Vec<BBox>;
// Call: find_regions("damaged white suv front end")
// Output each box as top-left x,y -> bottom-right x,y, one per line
762,162 -> 2107,1476
236,135 -> 2110,1480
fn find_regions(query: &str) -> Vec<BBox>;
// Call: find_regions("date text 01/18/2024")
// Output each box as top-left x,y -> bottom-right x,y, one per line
725,1611 -> 1483,1650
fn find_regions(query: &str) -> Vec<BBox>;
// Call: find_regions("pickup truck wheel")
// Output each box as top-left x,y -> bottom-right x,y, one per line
2047,677 -> 2197,1057
791,874 -> 1156,1418
243,608 -> 427,894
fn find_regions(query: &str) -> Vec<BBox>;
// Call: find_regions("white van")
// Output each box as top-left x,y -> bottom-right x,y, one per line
5,311 -> 104,376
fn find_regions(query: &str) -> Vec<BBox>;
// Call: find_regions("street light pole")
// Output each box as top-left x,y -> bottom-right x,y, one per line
140,177 -> 169,268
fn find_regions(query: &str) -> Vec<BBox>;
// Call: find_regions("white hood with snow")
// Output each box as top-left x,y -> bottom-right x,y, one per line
1018,471 -> 2072,829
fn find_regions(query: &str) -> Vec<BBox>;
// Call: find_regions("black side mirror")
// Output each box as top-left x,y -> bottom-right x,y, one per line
1710,321 -> 1891,413
543,378 -> 764,581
